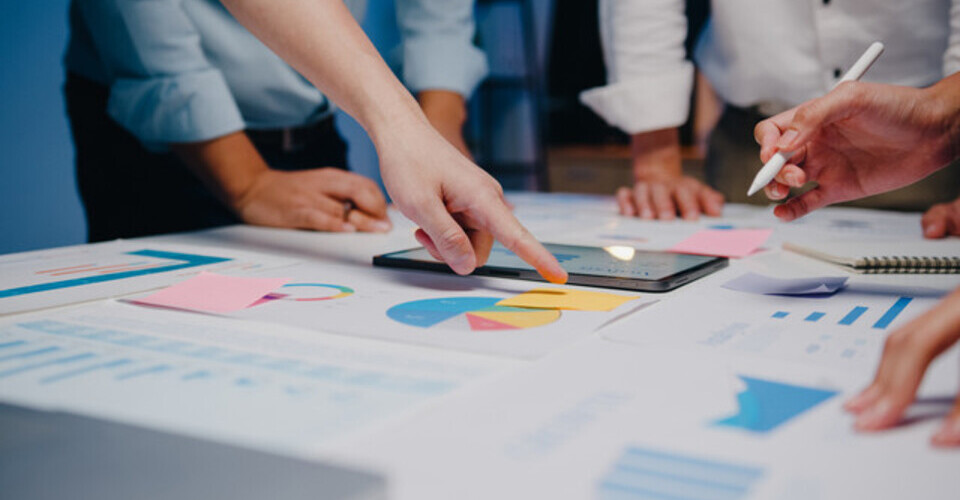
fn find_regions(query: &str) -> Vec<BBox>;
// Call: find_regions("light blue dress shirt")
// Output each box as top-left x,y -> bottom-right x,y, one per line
65,0 -> 488,148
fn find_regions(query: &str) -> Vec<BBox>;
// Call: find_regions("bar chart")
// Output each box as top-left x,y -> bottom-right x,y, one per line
0,319 -> 455,394
0,307 -> 505,449
598,446 -> 765,500
770,296 -> 914,330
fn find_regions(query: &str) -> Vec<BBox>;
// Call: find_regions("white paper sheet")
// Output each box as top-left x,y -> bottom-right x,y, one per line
330,339 -> 960,500
0,301 -> 515,455
601,275 -> 951,372
0,241 -> 297,316
214,262 -> 650,359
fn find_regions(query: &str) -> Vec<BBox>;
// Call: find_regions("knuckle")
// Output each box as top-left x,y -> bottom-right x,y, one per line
837,81 -> 864,101
792,105 -> 812,126
437,226 -> 470,252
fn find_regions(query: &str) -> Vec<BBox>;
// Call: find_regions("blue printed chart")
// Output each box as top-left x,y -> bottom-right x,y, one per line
387,297 -> 561,331
0,249 -> 231,299
0,243 -> 291,315
713,376 -> 838,433
602,287 -> 938,371
598,446 -> 765,500
769,296 -> 914,330
0,305 -> 502,449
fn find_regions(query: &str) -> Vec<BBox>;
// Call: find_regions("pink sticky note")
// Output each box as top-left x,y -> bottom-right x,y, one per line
135,272 -> 290,313
669,229 -> 773,258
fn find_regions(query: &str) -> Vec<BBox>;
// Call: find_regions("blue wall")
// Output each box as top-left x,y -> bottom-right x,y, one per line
0,1 -> 86,254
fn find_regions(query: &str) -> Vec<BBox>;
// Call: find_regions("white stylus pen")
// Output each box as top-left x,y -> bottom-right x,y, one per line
746,41 -> 885,197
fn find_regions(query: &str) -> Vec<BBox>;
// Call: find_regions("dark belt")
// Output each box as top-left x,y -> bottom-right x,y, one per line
246,115 -> 337,153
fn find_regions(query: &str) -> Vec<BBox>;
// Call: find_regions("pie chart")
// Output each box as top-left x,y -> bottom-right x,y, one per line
387,297 -> 560,331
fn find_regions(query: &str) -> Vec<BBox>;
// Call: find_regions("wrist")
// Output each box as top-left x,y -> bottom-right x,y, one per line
631,128 -> 683,182
361,86 -> 430,146
171,131 -> 271,212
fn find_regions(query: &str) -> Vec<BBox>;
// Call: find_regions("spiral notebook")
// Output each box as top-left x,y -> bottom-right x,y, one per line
784,240 -> 960,274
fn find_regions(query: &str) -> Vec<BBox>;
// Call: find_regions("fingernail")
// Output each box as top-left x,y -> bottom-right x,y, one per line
923,222 -> 941,238
342,223 -> 357,233
932,418 -> 960,446
777,129 -> 799,149
786,173 -> 801,186
641,209 -> 654,219
374,221 -> 392,232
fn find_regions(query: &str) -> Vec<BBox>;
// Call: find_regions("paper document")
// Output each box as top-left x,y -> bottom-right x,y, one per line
722,273 -> 848,296
135,272 -> 290,313
218,262 -> 649,359
496,288 -> 638,311
333,339 -> 960,500
0,241 -> 296,316
602,278 -> 943,371
0,302 -> 513,454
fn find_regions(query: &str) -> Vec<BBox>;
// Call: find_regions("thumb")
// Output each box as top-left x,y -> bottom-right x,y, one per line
776,82 -> 867,151
773,186 -> 834,222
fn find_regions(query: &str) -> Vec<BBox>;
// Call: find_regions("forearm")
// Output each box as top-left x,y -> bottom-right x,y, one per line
418,90 -> 468,153
631,128 -> 683,180
220,0 -> 428,145
170,131 -> 269,212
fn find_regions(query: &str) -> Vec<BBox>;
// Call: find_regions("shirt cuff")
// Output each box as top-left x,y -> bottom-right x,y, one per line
579,62 -> 694,134
107,68 -> 245,148
402,39 -> 489,98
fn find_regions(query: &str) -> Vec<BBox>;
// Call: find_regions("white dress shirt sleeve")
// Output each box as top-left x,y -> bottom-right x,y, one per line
75,0 -> 245,148
394,0 -> 489,98
945,0 -> 960,76
579,0 -> 694,135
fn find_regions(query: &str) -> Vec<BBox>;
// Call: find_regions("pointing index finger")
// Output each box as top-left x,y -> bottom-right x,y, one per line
480,198 -> 567,284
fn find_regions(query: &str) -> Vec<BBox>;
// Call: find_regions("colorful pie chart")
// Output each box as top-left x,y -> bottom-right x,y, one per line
387,297 -> 560,331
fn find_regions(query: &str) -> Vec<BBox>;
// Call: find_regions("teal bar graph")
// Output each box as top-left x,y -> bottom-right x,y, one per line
772,311 -> 789,319
8,319 -> 456,396
599,446 -> 764,500
873,297 -> 913,329
804,312 -> 825,322
838,306 -> 868,326
41,358 -> 132,384
116,364 -> 172,381
0,352 -> 95,378
0,346 -> 60,362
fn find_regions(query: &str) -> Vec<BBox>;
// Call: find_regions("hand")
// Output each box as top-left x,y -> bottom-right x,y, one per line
172,131 -> 390,233
236,168 -> 392,233
844,288 -> 960,447
219,0 -> 563,282
376,119 -> 567,283
621,128 -> 724,220
754,77 -> 960,221
618,176 -> 724,221
419,89 -> 472,158
922,197 -> 960,239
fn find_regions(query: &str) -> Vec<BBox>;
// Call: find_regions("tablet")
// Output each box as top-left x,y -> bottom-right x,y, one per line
373,243 -> 727,292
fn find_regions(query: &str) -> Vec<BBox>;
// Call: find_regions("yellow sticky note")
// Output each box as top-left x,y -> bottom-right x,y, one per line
496,288 -> 638,312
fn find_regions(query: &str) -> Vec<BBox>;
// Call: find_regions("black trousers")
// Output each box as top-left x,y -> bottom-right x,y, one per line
64,73 -> 348,242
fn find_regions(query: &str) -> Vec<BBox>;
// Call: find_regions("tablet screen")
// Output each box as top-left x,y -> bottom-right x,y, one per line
385,243 -> 718,281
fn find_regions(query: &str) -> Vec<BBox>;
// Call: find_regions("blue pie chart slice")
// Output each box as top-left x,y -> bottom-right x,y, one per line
387,297 -> 502,328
